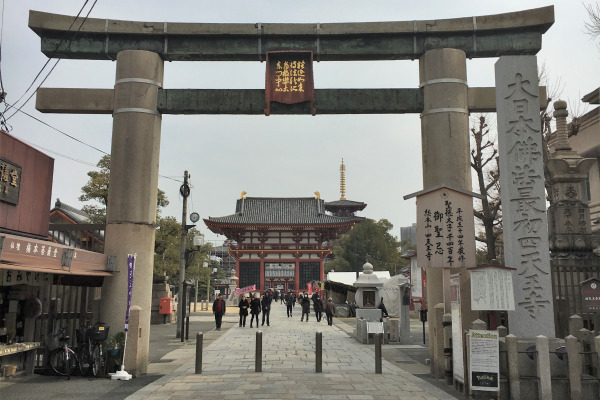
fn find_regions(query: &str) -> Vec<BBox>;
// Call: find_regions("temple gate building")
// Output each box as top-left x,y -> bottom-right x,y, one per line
205,194 -> 363,293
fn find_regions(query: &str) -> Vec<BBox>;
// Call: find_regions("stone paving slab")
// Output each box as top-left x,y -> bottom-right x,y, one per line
128,303 -> 457,400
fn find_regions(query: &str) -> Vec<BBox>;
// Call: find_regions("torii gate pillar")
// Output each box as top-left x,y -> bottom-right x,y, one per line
100,50 -> 164,376
419,48 -> 476,378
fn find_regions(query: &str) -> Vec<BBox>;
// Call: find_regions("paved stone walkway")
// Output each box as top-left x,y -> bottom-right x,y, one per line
129,302 -> 457,399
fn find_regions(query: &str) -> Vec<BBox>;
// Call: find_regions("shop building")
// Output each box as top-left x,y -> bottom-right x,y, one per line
0,130 -> 111,375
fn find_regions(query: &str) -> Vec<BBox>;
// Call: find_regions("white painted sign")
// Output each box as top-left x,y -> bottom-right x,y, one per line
469,330 -> 500,392
366,321 -> 384,334
410,257 -> 422,298
416,188 -> 476,269
450,274 -> 464,383
471,268 -> 515,311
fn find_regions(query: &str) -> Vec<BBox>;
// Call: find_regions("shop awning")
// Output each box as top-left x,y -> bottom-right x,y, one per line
0,233 -> 112,285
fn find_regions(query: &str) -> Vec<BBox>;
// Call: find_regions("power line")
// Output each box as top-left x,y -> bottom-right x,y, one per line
5,102 -> 109,155
6,105 -> 181,183
4,0 -> 98,121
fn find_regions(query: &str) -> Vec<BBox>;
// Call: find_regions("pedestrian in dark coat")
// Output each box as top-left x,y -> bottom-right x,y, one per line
261,291 -> 272,326
212,293 -> 226,331
378,298 -> 389,318
238,295 -> 250,327
300,293 -> 311,322
249,293 -> 261,328
325,297 -> 336,326
313,296 -> 323,322
285,291 -> 295,317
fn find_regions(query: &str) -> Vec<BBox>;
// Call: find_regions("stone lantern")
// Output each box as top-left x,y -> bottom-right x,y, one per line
354,262 -> 383,311
353,262 -> 387,343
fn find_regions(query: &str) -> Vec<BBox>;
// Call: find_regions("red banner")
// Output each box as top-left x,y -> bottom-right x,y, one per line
235,285 -> 256,295
265,51 -> 315,115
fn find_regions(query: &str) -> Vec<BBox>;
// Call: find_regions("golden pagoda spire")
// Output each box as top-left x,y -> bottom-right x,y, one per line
340,158 -> 346,200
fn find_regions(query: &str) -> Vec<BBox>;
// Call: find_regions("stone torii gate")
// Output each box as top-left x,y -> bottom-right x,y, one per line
30,6 -> 554,375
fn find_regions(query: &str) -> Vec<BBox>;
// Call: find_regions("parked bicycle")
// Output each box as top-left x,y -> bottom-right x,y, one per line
77,321 -> 109,377
48,327 -> 78,379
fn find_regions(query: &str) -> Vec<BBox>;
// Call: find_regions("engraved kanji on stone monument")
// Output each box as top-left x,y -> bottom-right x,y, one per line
495,56 -> 555,337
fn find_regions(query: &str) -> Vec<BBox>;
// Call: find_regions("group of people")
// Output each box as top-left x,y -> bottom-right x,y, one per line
237,291 -> 273,328
213,289 -> 338,330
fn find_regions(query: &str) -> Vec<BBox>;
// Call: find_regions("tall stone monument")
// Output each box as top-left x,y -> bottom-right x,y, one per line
495,56 -> 555,337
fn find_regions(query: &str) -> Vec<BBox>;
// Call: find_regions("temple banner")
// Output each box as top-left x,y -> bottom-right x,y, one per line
265,51 -> 315,115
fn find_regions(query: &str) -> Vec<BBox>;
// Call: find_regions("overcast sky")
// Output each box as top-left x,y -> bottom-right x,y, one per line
1,1 -> 598,244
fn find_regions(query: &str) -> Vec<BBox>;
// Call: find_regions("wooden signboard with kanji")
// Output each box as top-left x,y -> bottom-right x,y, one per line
265,51 -> 315,115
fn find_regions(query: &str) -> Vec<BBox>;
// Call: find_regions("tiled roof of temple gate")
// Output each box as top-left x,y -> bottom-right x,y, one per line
205,197 -> 361,226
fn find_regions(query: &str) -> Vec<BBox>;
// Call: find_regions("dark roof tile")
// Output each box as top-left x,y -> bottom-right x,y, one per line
207,197 -> 359,225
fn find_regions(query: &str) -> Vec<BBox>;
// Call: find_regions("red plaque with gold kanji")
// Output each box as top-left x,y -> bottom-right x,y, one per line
265,51 -> 315,116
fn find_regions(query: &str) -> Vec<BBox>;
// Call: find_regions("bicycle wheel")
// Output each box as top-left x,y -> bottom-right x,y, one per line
49,347 -> 77,377
91,344 -> 105,378
78,345 -> 91,376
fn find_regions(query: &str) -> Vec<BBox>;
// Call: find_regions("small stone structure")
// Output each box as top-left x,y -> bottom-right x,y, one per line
353,262 -> 388,344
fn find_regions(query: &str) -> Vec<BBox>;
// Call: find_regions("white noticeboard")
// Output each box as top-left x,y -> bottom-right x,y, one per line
450,274 -> 464,384
469,330 -> 500,392
366,322 -> 384,334
470,267 -> 515,311
410,258 -> 422,298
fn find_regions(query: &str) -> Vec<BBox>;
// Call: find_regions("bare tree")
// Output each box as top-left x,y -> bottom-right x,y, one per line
583,2 -> 600,43
470,115 -> 502,263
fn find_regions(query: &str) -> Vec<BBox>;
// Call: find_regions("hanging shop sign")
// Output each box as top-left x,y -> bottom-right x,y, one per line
0,269 -> 50,286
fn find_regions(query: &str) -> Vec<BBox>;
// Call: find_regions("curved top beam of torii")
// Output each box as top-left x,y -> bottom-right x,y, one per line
29,6 -> 553,62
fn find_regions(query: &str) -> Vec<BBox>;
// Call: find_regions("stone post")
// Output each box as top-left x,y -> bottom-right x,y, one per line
535,335 -> 552,400
419,48 -> 470,376
126,305 -> 143,375
399,283 -> 411,343
432,303 -> 446,378
99,50 -> 164,375
442,313 -> 452,385
496,56 -> 554,338
569,315 -> 584,338
596,335 -> 600,380
565,335 -> 582,400
505,334 -> 520,400
497,325 -> 508,338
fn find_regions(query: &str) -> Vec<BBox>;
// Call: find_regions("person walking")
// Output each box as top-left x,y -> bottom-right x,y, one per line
249,292 -> 261,328
238,294 -> 250,327
378,298 -> 389,318
313,295 -> 323,322
285,290 -> 295,317
261,291 -> 272,326
325,297 -> 336,326
212,293 -> 226,331
300,293 -> 311,322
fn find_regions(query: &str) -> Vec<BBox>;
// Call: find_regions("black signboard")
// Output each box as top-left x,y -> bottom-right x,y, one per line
581,278 -> 600,313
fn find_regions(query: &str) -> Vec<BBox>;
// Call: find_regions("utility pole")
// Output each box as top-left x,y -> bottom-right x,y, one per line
177,171 -> 190,338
